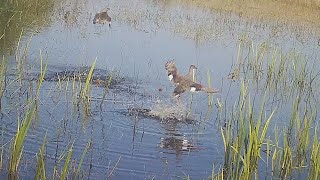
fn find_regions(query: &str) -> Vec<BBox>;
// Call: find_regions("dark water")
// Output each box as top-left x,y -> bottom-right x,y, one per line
1,0 -> 320,179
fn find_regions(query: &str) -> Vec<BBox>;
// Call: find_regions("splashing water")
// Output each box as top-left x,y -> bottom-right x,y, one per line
148,100 -> 188,121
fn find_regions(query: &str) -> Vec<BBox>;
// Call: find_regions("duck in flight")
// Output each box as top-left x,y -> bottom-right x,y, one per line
165,60 -> 219,98
93,8 -> 112,27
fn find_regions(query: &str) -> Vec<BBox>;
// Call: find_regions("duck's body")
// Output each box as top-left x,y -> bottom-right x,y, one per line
93,9 -> 111,27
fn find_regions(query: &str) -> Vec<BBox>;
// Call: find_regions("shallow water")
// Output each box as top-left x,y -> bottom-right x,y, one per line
1,0 -> 320,179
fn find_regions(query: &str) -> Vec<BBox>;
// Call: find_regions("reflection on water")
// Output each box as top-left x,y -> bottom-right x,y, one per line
0,0 -> 320,179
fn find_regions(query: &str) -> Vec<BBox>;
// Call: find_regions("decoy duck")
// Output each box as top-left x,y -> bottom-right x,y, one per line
165,60 -> 197,85
93,8 -> 111,27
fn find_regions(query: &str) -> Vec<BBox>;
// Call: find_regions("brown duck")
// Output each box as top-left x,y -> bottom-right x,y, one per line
93,8 -> 111,27
165,60 -> 197,85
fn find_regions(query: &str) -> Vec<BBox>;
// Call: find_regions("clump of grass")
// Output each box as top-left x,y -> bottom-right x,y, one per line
220,81 -> 275,179
8,53 -> 47,177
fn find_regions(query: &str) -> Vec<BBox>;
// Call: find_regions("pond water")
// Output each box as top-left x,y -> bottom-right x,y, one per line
1,0 -> 320,179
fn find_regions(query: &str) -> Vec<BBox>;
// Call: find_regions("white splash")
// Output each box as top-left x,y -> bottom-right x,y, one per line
168,74 -> 173,81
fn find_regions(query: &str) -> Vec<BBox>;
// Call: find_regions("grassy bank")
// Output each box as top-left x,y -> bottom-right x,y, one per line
0,0 -> 54,54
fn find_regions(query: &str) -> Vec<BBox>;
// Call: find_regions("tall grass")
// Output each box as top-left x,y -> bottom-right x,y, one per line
8,51 -> 47,177
219,81 -> 275,179
60,143 -> 73,180
35,133 -> 47,180
0,56 -> 7,111
0,0 -> 54,54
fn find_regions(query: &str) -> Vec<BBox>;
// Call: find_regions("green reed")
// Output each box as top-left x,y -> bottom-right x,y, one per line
60,143 -> 73,180
73,141 -> 91,179
308,127 -> 320,179
0,56 -> 7,111
35,133 -> 47,180
220,81 -> 275,179
79,59 -> 96,123
8,51 -> 47,177
0,0 -> 54,54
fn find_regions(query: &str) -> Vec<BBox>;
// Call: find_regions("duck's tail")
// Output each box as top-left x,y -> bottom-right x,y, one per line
203,87 -> 220,93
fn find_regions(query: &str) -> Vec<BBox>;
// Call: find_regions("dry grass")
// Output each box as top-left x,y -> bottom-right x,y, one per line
159,0 -> 320,26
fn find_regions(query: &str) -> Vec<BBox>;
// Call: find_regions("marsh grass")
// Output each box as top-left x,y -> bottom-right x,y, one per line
35,133 -> 47,180
213,38 -> 320,178
73,141 -> 91,179
60,143 -> 73,180
0,56 -> 8,111
219,81 -> 275,179
79,59 -> 96,125
8,53 -> 47,178
0,0 -> 54,54
233,38 -> 318,106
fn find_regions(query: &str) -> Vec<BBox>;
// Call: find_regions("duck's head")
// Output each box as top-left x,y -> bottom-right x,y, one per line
165,60 -> 176,71
189,65 -> 197,70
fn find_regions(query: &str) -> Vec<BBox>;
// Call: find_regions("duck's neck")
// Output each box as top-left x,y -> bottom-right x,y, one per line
187,67 -> 196,80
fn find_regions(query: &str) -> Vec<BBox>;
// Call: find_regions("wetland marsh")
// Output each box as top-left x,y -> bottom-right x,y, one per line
1,0 -> 320,179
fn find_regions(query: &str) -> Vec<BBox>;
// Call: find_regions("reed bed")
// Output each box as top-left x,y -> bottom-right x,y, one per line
212,38 -> 320,178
